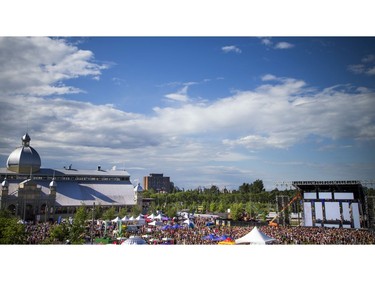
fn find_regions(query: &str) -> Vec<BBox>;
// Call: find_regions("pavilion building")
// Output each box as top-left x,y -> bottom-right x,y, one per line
0,133 -> 143,222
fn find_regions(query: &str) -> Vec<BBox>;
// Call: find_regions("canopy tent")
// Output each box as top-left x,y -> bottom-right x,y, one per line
235,226 -> 276,245
155,213 -> 169,221
121,236 -> 147,245
148,220 -> 164,226
147,213 -> 156,220
135,214 -> 145,220
121,215 -> 130,222
218,237 -> 236,245
111,216 -> 121,223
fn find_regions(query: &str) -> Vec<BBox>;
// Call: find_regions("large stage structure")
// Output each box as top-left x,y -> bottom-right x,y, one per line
292,181 -> 369,229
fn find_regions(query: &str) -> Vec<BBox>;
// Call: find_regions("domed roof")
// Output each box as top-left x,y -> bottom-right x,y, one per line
6,133 -> 41,173
49,177 -> 57,188
1,177 -> 9,188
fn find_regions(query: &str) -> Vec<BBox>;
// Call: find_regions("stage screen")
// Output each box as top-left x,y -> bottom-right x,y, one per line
342,202 -> 350,221
352,203 -> 360,228
315,202 -> 323,220
325,202 -> 340,221
304,192 -> 316,199
319,192 -> 332,199
334,192 -> 354,200
303,202 -> 313,226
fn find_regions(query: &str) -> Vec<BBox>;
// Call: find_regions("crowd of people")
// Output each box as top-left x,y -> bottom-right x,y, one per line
21,215 -> 375,245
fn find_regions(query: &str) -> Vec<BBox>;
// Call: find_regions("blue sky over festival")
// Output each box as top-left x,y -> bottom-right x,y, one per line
0,36 -> 374,190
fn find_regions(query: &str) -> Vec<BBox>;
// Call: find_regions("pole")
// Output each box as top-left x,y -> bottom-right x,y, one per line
45,204 -> 48,223
91,202 -> 95,244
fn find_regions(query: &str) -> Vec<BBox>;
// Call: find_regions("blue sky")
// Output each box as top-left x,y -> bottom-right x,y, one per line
0,36 -> 375,190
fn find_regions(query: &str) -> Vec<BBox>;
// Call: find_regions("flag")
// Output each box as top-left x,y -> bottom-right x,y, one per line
104,221 -> 107,236
118,220 -> 122,236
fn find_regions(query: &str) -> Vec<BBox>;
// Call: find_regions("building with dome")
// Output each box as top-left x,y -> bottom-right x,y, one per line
0,133 -> 143,222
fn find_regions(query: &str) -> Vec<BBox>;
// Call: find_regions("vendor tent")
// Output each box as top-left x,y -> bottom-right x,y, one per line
147,213 -> 156,220
121,215 -> 130,222
148,220 -> 163,226
235,226 -> 276,245
155,214 -> 169,221
121,236 -> 147,245
111,216 -> 121,223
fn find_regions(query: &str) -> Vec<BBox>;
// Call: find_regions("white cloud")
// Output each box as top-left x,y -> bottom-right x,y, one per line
348,54 -> 375,76
259,38 -> 294,50
274,42 -> 294,49
261,74 -> 277,81
366,66 -> 375,75
260,38 -> 272,46
1,37 -> 374,189
221,45 -> 242,53
361,54 -> 375,63
347,64 -> 365,74
0,37 -> 108,96
164,85 -> 190,102
165,93 -> 189,102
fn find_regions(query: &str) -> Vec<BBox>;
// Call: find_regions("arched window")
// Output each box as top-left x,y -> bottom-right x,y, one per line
7,204 -> 16,215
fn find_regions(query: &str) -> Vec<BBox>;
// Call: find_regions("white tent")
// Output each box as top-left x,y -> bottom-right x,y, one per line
121,215 -> 130,222
147,213 -> 156,220
135,214 -> 144,220
121,236 -> 147,245
235,226 -> 276,245
111,216 -> 121,223
155,213 -> 169,221
148,220 -> 163,226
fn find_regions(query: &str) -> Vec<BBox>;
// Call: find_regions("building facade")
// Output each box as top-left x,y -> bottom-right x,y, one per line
143,173 -> 173,192
0,133 -> 143,222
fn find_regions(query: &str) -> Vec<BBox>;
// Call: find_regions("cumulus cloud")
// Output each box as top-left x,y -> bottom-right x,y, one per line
0,37 -> 108,96
348,54 -> 375,76
261,38 -> 272,46
274,42 -> 294,49
1,37 -> 374,188
221,45 -> 242,53
164,85 -> 190,102
259,37 -> 295,50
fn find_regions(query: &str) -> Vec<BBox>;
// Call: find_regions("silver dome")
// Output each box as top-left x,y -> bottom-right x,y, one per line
6,134 -> 41,173
49,177 -> 57,188
1,178 -> 9,188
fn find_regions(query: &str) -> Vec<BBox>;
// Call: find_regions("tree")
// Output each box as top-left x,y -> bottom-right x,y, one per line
130,204 -> 141,216
69,205 -> 88,244
0,210 -> 26,244
102,206 -> 116,220
229,203 -> 243,221
239,183 -> 251,193
250,179 -> 265,193
45,222 -> 70,244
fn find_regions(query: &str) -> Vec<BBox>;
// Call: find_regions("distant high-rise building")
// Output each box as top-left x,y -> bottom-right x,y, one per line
143,173 -> 173,193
